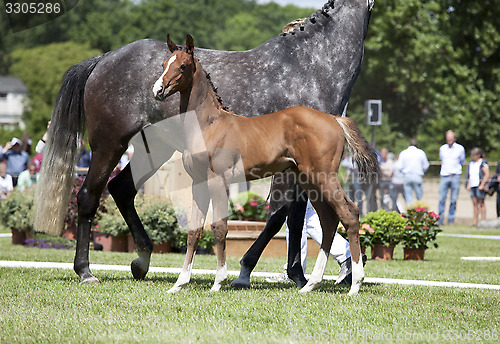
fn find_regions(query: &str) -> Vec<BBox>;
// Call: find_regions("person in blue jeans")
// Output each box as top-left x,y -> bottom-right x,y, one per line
398,139 -> 429,205
438,130 -> 465,224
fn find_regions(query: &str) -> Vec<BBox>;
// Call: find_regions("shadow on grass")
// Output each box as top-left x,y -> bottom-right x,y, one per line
45,273 -> 385,294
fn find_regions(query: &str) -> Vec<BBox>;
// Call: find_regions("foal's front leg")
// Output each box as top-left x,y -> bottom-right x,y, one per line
209,176 -> 230,291
168,183 -> 209,293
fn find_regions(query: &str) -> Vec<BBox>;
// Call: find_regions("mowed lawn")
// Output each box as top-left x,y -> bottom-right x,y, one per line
0,225 -> 499,343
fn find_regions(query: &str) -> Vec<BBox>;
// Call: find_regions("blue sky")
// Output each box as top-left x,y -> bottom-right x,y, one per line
256,0 -> 327,9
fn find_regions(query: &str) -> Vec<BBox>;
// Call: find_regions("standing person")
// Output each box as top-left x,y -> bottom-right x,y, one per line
0,162 -> 13,200
496,161 -> 500,218
379,148 -> 394,211
465,148 -> 490,226
0,138 -> 30,186
390,154 -> 405,212
438,130 -> 466,224
398,138 -> 429,205
17,162 -> 39,192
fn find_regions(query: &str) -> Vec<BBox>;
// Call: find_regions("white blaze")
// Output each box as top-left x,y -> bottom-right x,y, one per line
152,55 -> 177,97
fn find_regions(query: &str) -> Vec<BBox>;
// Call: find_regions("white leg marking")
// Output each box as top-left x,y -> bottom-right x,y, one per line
152,55 -> 177,96
348,254 -> 365,296
211,262 -> 228,292
167,254 -> 194,294
299,249 -> 329,293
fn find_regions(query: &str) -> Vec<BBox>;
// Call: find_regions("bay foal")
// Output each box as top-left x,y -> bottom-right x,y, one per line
154,35 -> 378,295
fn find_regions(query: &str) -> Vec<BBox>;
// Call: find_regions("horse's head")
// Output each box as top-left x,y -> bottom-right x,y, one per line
153,34 -> 196,101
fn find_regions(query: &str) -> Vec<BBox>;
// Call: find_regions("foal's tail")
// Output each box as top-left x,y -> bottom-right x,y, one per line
34,56 -> 102,236
335,117 -> 380,183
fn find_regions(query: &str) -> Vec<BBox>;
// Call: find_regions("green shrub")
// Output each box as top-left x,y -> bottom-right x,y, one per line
229,191 -> 269,221
0,189 -> 34,232
363,210 -> 406,246
175,230 -> 215,253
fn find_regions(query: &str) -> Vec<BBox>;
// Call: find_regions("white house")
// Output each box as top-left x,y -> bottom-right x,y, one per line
0,76 -> 28,129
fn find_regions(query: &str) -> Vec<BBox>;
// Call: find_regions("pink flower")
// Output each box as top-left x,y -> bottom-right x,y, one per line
430,212 -> 439,219
423,226 -> 429,230
415,207 -> 426,212
361,223 -> 375,233
235,203 -> 244,213
265,205 -> 269,210
250,201 -> 258,207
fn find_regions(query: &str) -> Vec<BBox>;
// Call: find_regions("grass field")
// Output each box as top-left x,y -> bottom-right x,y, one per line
1,225 -> 499,343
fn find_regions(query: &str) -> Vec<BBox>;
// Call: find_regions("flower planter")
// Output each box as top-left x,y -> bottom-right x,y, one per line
371,244 -> 395,260
93,231 -> 129,252
153,241 -> 172,254
11,228 -> 27,245
227,220 -> 266,232
403,247 -> 426,260
62,225 -> 78,241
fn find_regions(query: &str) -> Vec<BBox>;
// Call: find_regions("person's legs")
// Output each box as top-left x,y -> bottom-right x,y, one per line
471,192 -> 479,226
403,176 -> 414,205
497,192 -> 500,218
438,177 -> 450,224
478,198 -> 486,223
447,175 -> 461,224
414,175 -> 424,201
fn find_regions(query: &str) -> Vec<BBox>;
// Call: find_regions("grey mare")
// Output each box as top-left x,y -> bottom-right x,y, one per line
34,0 -> 374,286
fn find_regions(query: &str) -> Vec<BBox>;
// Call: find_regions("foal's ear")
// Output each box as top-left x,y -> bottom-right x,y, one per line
186,34 -> 194,55
167,34 -> 177,53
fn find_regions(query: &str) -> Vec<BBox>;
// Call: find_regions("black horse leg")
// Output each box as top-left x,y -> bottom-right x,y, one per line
107,164 -> 155,280
230,170 -> 307,288
74,150 -> 121,283
285,186 -> 308,288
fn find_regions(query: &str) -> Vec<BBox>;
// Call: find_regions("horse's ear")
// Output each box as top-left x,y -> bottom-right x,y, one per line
186,34 -> 194,55
167,34 -> 177,53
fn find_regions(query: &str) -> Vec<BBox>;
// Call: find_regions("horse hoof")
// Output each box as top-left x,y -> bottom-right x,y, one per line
290,275 -> 308,289
230,278 -> 251,289
210,284 -> 222,292
167,285 -> 183,294
80,276 -> 99,284
299,282 -> 318,293
131,259 -> 148,280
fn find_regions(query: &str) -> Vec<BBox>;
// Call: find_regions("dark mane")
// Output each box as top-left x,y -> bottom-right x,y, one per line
280,0 -> 337,37
204,70 -> 230,112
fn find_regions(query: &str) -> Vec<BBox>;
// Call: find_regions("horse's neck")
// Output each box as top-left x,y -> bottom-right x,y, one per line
180,67 -> 225,128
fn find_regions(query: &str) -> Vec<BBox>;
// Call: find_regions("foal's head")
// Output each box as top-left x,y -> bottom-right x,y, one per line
153,34 -> 196,101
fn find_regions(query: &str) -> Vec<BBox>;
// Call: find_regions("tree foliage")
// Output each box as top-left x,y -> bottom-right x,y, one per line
350,0 -> 500,158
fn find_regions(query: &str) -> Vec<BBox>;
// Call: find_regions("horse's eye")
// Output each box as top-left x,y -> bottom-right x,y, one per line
180,64 -> 186,70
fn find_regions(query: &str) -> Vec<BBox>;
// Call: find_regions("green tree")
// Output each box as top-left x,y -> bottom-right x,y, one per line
350,0 -> 500,158
9,42 -> 101,139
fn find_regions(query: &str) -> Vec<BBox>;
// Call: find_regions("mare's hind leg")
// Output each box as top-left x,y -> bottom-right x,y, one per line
230,172 -> 306,289
75,150 -> 122,284
209,176 -> 230,291
108,163 -> 156,280
168,181 -> 210,293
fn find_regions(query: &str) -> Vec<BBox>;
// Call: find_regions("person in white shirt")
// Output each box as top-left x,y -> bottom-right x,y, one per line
398,139 -> 429,205
438,130 -> 466,224
465,147 -> 490,226
0,162 -> 13,200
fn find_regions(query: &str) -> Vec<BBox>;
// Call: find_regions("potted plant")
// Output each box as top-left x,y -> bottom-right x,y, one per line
228,191 -> 269,231
336,222 -> 375,255
0,189 -> 34,245
175,230 -> 215,255
93,196 -> 131,252
401,207 -> 441,260
140,197 -> 181,253
363,210 -> 406,260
